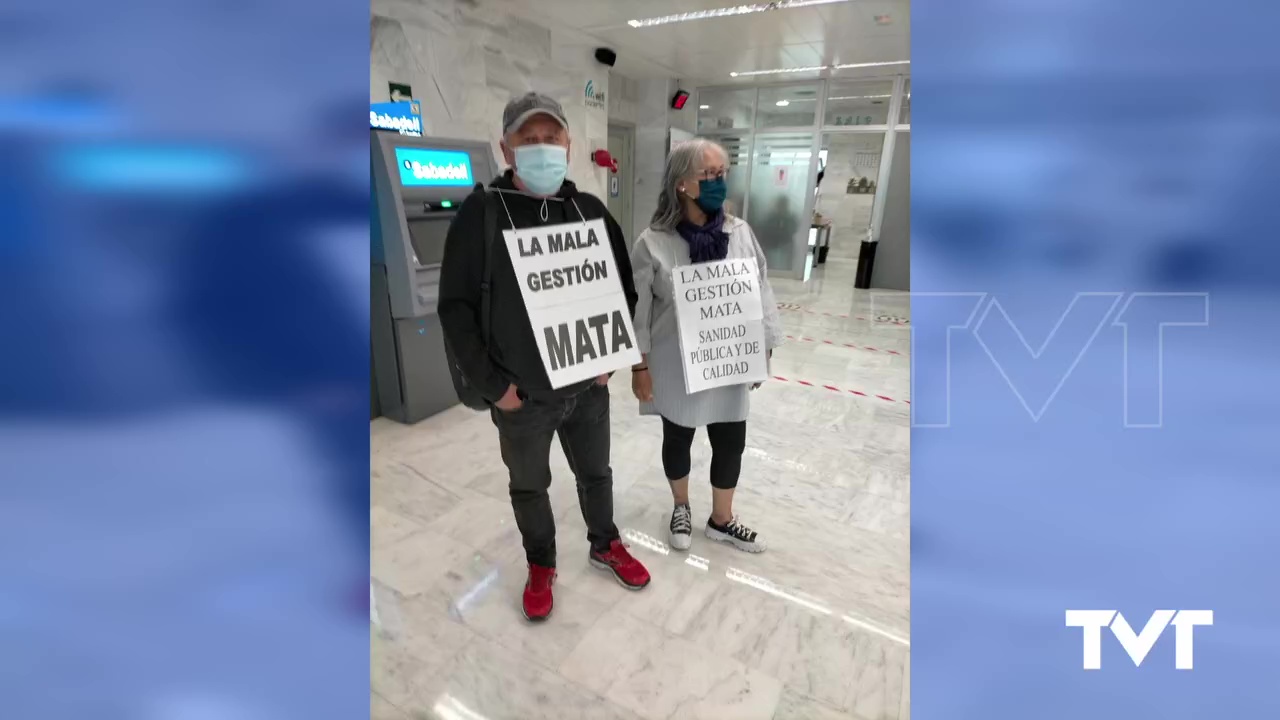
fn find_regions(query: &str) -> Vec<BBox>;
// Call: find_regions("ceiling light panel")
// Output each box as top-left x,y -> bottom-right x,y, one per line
730,60 -> 910,78
628,0 -> 850,28
764,94 -> 897,105
832,60 -> 911,70
730,65 -> 829,78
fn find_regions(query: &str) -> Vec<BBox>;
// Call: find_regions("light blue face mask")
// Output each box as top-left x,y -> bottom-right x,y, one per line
513,143 -> 568,196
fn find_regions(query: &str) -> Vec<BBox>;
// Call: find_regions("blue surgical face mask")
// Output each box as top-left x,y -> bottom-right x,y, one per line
513,143 -> 568,196
695,176 -> 727,213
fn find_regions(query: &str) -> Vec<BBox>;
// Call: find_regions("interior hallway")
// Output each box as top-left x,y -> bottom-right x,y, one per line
371,255 -> 910,720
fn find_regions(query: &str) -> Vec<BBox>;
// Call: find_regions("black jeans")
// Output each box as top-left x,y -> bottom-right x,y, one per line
491,383 -> 620,567
661,417 -> 748,490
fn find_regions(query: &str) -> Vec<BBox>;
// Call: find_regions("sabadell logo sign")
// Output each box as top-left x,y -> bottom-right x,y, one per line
370,101 -> 422,136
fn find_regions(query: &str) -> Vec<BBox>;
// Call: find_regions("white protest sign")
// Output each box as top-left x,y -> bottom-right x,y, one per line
672,257 -> 769,394
504,218 -> 642,388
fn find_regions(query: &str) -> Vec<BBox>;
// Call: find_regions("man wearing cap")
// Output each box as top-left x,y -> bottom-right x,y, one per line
439,92 -> 650,622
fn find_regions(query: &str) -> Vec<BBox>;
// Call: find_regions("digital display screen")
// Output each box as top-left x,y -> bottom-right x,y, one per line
395,148 -> 474,187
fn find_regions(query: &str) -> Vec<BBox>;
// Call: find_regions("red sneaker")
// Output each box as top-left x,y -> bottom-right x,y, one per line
589,539 -> 651,590
522,564 -> 556,622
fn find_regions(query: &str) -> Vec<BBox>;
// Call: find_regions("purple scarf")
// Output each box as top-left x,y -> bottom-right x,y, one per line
675,209 -> 730,264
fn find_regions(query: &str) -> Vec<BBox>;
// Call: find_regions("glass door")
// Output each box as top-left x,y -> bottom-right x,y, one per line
745,132 -> 818,277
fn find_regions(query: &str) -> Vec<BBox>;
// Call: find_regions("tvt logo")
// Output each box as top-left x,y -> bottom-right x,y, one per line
1066,609 -> 1213,669
898,292 -> 1209,427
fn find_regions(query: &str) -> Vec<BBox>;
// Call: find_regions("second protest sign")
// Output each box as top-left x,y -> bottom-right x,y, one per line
504,218 -> 641,389
673,257 -> 768,394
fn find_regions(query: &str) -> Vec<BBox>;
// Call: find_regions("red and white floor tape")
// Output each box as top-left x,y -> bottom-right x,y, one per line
783,334 -> 903,356
768,375 -> 910,406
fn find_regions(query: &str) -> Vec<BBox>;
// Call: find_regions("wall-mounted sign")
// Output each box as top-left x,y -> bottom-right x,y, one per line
833,115 -> 875,126
389,82 -> 413,103
395,147 -> 474,187
371,101 -> 422,136
584,79 -> 606,110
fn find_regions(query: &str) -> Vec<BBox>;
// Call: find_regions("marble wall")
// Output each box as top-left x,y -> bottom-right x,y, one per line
371,0 -> 612,199
818,134 -> 883,260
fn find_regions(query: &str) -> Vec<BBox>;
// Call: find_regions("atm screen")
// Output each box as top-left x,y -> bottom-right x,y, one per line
396,147 -> 474,187
407,218 -> 449,266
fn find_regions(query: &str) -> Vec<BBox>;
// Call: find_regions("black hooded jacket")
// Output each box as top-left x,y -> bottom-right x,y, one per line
438,169 -> 637,402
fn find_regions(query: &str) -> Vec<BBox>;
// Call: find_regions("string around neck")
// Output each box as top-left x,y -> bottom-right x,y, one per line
493,189 -> 586,227
496,191 -> 516,228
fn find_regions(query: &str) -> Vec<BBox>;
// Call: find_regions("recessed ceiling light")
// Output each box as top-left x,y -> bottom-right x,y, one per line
828,94 -> 893,101
628,0 -> 849,28
731,65 -> 828,78
729,60 -> 909,78
832,60 -> 910,70
699,104 -> 710,109
779,93 -> 899,104
775,100 -> 790,107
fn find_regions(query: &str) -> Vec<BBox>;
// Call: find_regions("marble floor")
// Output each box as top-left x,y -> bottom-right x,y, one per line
371,256 -> 910,720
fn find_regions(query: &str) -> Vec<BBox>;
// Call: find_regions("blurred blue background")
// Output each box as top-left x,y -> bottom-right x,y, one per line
0,2 -> 369,718
912,0 -> 1280,717
6,0 -> 1280,716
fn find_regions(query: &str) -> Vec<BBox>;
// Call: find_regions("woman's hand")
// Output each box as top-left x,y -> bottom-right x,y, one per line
752,349 -> 773,390
632,368 -> 654,402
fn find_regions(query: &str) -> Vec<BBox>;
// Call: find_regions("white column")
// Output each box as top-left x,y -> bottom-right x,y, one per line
870,74 -> 907,244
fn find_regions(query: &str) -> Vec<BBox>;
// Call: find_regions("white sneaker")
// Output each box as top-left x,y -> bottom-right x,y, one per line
705,516 -> 767,553
669,503 -> 693,551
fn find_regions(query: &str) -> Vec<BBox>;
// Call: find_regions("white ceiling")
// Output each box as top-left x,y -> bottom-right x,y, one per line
500,0 -> 910,85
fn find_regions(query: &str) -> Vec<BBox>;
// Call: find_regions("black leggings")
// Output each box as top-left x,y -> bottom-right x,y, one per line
661,417 -> 747,490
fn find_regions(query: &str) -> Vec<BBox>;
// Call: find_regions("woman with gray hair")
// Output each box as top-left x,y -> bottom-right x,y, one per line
629,138 -> 783,553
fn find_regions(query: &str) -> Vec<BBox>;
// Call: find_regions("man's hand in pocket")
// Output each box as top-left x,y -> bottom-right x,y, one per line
495,384 -> 523,411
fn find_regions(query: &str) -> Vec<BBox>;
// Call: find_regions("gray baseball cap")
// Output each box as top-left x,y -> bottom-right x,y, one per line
502,92 -> 568,137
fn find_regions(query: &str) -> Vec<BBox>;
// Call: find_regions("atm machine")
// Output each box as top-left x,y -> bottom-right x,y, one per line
370,130 -> 500,423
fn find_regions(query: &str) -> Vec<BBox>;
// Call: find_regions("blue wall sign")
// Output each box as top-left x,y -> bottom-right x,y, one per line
395,148 -> 474,187
370,101 -> 422,136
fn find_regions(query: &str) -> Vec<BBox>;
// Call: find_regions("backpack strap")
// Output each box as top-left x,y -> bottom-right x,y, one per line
478,188 -> 498,345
